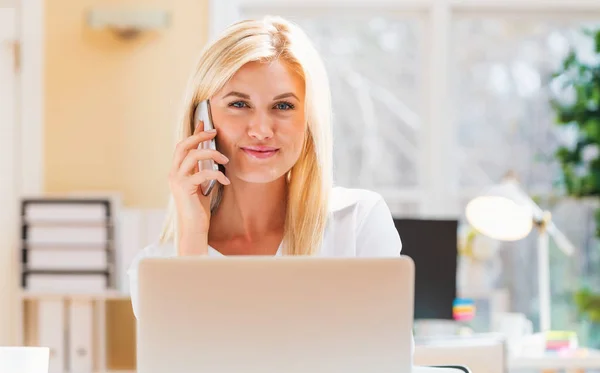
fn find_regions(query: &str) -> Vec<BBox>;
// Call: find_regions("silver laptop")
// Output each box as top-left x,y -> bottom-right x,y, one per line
136,256 -> 415,373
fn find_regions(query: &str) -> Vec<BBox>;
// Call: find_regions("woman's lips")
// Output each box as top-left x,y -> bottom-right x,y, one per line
241,146 -> 279,159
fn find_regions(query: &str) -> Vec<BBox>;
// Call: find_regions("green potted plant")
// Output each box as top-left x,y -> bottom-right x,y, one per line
551,26 -> 600,348
574,288 -> 600,348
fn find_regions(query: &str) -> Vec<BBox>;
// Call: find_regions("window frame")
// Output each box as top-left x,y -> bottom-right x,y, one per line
208,0 -> 600,218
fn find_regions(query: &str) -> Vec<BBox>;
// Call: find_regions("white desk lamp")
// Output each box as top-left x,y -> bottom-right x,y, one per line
465,173 -> 575,332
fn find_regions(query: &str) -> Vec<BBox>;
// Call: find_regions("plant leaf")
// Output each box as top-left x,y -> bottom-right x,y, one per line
584,117 -> 600,141
563,50 -> 578,70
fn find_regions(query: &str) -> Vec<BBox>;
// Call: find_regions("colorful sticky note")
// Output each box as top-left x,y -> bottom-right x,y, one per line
452,298 -> 476,322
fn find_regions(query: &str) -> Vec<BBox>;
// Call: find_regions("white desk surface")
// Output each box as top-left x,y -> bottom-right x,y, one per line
510,349 -> 600,370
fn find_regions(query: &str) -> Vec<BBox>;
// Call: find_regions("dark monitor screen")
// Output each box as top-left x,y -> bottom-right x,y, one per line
393,218 -> 458,320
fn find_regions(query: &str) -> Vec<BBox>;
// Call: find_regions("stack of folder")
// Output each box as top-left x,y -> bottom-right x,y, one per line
21,198 -> 115,293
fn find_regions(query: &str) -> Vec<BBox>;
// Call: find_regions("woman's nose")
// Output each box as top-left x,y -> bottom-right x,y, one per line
247,111 -> 274,140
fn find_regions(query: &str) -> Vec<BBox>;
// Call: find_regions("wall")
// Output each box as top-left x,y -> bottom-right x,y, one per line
44,0 -> 210,367
0,4 -> 18,347
45,0 -> 209,208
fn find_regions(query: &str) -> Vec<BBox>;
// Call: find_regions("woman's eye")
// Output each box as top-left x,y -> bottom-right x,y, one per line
229,101 -> 249,109
274,102 -> 294,111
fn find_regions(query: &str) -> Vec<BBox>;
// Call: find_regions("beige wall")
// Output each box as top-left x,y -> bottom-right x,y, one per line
45,0 -> 210,208
43,1 -> 210,368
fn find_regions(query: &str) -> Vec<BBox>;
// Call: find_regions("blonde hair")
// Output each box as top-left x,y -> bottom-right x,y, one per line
159,16 -> 333,255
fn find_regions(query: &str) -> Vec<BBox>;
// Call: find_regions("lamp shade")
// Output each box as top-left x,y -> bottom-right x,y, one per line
465,178 -> 535,241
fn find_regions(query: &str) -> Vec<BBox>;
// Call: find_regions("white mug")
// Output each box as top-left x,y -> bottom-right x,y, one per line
0,347 -> 49,373
492,312 -> 533,337
491,312 -> 534,356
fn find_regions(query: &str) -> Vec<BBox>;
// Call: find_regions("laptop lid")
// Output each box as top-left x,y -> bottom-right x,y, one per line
136,256 -> 414,373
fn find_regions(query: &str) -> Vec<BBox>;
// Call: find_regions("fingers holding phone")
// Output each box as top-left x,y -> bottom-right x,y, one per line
168,101 -> 229,240
171,126 -> 219,172
169,127 -> 229,196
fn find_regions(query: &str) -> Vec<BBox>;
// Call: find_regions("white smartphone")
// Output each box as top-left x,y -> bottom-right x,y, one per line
194,100 -> 219,196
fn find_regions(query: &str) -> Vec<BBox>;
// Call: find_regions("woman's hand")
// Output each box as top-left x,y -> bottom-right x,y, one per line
168,121 -> 230,255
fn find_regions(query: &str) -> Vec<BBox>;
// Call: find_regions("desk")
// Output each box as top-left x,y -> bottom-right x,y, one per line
414,367 -> 469,373
415,335 -> 504,373
510,349 -> 600,373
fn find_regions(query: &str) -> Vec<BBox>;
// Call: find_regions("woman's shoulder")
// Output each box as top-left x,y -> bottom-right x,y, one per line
127,240 -> 177,275
326,186 -> 401,256
329,186 -> 387,215
139,240 -> 177,258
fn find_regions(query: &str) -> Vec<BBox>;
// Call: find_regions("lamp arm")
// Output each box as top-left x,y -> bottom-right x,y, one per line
546,222 -> 576,256
514,187 -> 575,256
538,229 -> 551,332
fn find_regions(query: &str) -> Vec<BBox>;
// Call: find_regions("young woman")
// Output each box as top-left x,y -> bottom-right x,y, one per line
127,16 -> 404,318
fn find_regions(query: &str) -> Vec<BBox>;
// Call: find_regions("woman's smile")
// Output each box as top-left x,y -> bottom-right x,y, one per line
241,145 -> 280,159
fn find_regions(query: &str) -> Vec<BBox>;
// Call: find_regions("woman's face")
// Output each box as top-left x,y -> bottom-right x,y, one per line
209,59 -> 306,184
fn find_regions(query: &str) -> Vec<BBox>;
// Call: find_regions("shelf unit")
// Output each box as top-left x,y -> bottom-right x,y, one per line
18,291 -> 137,373
17,198 -> 135,373
20,198 -> 116,292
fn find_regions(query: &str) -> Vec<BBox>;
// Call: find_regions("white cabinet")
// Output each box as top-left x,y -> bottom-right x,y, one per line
20,293 -> 133,373
68,300 -> 94,373
38,300 -> 66,373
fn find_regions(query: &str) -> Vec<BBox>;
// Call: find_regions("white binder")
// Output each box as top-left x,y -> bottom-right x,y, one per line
27,248 -> 107,270
116,208 -> 166,294
37,299 -> 65,373
117,209 -> 143,294
143,209 -> 166,246
68,300 -> 94,373
28,225 -> 108,246
27,274 -> 107,294
24,203 -> 107,223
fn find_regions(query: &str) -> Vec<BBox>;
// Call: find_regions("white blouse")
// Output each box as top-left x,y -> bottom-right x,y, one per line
127,186 -> 404,317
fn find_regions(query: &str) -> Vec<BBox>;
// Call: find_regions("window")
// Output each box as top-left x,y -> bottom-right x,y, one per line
241,7 -> 428,215
452,14 -> 600,334
211,0 -> 600,336
453,16 -> 600,194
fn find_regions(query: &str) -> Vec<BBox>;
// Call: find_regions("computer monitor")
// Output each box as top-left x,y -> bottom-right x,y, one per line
393,218 -> 458,320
